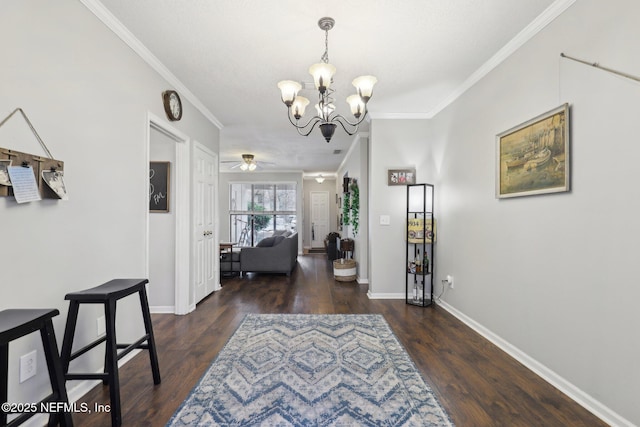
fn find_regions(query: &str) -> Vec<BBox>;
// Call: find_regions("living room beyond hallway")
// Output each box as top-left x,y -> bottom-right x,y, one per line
72,254 -> 605,426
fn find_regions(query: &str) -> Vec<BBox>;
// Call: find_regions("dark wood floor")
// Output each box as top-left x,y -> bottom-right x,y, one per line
73,255 -> 606,426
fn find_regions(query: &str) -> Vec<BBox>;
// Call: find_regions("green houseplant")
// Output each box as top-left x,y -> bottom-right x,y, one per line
349,180 -> 359,236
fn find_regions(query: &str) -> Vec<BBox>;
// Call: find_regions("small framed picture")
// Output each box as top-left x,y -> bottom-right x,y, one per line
149,161 -> 170,212
388,168 -> 416,186
0,159 -> 11,186
42,170 -> 68,200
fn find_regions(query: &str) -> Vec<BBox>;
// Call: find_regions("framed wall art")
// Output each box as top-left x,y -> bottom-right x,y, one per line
496,103 -> 570,198
149,161 -> 170,212
388,168 -> 416,186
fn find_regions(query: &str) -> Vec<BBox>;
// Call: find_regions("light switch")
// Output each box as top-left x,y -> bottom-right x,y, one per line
380,215 -> 390,225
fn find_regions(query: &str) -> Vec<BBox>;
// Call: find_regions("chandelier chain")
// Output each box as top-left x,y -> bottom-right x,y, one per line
321,28 -> 329,64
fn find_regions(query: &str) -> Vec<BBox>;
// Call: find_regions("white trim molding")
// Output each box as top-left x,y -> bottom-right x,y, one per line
367,292 -> 405,300
150,306 -> 175,314
425,0 -> 577,118
369,0 -> 577,121
437,300 -> 634,427
80,0 -> 223,129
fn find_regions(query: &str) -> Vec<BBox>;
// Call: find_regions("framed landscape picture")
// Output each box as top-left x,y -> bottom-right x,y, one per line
496,103 -> 570,198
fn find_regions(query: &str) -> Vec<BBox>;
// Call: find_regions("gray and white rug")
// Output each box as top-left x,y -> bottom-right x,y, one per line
167,314 -> 453,426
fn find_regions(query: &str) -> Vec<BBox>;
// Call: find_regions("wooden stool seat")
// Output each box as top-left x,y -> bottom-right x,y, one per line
1,309 -> 73,427
60,279 -> 160,427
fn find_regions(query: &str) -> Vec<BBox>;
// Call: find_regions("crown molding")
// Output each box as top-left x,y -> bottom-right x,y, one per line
367,0 -> 576,121
82,0 -> 575,127
80,0 -> 223,130
425,0 -> 577,118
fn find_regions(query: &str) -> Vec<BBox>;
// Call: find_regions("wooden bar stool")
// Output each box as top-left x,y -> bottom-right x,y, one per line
0,309 -> 73,427
60,279 -> 160,427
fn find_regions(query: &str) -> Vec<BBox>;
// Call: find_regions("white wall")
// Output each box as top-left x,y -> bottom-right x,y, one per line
337,134 -> 369,283
368,0 -> 639,424
368,120 -> 432,296
0,0 -> 219,411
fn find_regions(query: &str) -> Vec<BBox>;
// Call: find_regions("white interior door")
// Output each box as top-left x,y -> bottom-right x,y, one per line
194,144 -> 217,304
310,191 -> 329,248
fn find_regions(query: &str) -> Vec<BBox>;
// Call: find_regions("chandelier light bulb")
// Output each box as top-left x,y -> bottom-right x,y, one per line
315,175 -> 325,183
240,163 -> 248,171
352,75 -> 378,103
292,96 -> 310,119
248,163 -> 257,171
309,63 -> 336,93
277,80 -> 302,106
315,102 -> 335,118
346,94 -> 365,118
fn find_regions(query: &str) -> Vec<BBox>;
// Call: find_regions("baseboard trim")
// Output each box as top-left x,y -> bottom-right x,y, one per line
437,301 -> 633,427
356,277 -> 369,285
367,292 -> 405,300
20,350 -> 141,427
150,305 -> 174,314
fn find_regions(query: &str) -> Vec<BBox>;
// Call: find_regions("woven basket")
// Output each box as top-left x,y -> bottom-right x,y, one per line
333,259 -> 357,282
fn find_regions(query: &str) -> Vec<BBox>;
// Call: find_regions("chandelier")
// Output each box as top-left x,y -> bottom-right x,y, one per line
277,17 -> 377,143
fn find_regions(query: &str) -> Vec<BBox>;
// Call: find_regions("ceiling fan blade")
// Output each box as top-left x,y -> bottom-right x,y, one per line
229,163 -> 242,169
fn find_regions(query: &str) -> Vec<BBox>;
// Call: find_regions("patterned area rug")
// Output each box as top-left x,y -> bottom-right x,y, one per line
167,314 -> 453,426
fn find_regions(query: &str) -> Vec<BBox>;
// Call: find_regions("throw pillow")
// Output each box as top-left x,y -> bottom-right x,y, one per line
256,236 -> 275,247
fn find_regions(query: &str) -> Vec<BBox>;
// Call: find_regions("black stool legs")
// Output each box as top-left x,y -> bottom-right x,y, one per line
0,309 -> 73,427
60,279 -> 161,427
138,286 -> 161,385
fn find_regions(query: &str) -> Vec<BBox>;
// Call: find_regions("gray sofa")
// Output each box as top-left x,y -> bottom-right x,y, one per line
240,232 -> 298,276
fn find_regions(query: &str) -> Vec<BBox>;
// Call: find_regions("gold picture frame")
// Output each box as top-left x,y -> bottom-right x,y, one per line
496,103 -> 570,198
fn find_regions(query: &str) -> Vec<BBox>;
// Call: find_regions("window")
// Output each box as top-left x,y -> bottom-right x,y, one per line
229,183 -> 297,247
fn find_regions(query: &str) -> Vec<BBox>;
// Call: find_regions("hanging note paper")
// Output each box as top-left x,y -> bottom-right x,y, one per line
7,166 -> 41,203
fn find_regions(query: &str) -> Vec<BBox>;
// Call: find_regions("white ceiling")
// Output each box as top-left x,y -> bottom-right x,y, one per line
95,0 -> 559,173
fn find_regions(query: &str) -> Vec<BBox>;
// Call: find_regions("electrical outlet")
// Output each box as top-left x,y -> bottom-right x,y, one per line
447,275 -> 454,289
19,350 -> 37,383
97,316 -> 106,337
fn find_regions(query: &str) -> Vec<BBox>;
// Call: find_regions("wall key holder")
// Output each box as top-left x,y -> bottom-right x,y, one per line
0,108 -> 65,199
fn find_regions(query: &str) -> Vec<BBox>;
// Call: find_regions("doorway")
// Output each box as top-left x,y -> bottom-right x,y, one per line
310,191 -> 329,248
146,113 -> 191,315
193,142 -> 218,304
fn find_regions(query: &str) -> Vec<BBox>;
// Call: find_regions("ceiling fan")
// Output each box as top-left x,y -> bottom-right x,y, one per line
220,154 -> 273,171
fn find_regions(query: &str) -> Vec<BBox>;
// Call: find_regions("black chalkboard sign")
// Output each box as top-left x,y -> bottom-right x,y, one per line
149,161 -> 170,212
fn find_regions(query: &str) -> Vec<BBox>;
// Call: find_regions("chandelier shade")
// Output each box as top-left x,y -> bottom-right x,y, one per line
277,17 -> 376,143
292,96 -> 310,119
277,80 -> 302,106
309,63 -> 336,93
352,75 -> 378,102
346,94 -> 365,118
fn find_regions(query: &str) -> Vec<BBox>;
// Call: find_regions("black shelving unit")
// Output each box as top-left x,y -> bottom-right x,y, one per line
406,183 -> 435,307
